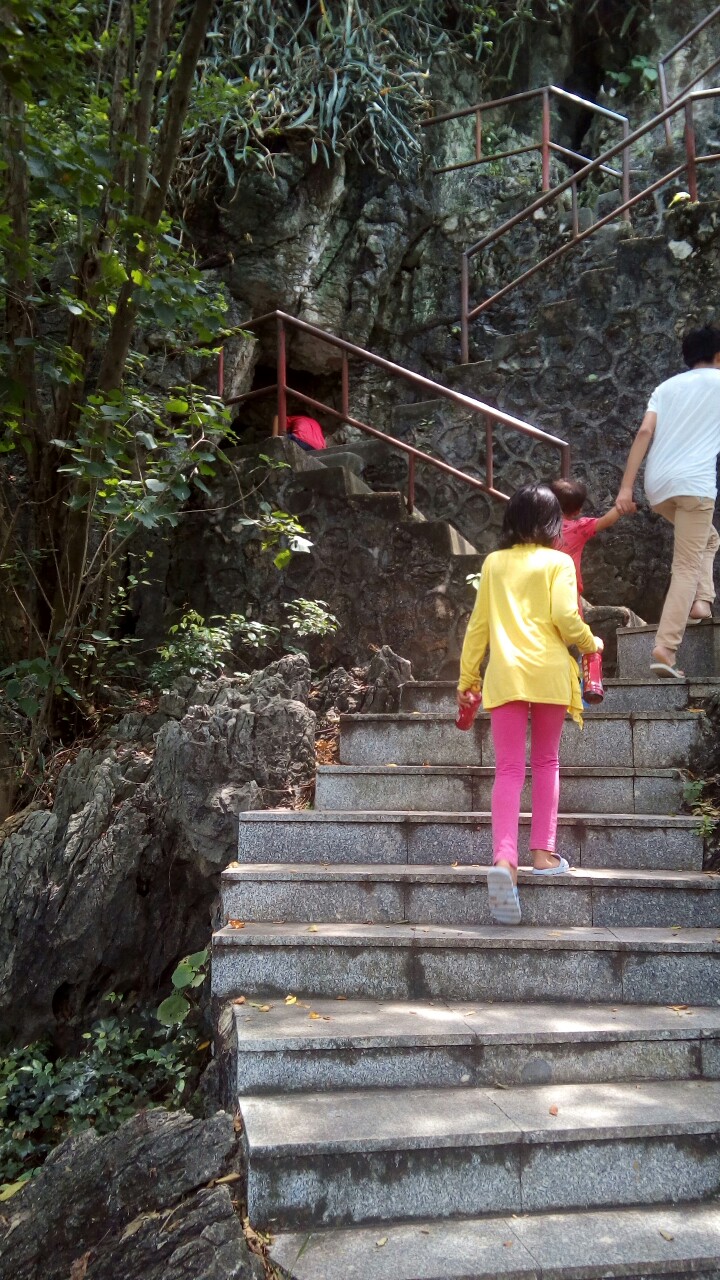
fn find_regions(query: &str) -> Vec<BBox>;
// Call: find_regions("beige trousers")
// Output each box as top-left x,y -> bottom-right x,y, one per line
652,495 -> 719,656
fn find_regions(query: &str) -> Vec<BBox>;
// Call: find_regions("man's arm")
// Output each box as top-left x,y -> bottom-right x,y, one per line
616,410 -> 657,512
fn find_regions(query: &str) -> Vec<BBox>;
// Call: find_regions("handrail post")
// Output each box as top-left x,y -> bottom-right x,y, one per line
485,415 -> 494,493
460,254 -> 470,365
541,88 -> 551,191
561,443 -> 570,480
621,120 -> 631,220
217,346 -> 225,399
658,61 -> 672,146
407,453 -> 415,515
570,180 -> 579,239
341,351 -> 349,424
685,98 -> 698,201
475,109 -> 483,162
276,314 -> 287,436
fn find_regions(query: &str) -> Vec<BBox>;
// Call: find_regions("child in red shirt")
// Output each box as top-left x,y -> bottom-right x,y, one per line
550,479 -> 635,611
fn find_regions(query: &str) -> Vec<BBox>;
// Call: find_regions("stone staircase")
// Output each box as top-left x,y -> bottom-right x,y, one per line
212,620 -> 720,1278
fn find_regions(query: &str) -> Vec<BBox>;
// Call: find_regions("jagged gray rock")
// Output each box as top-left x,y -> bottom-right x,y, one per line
0,656 -> 317,1045
0,1109 -> 265,1280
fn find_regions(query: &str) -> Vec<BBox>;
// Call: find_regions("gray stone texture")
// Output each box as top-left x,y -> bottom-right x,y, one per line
0,1109 -> 264,1280
0,656 -> 317,1045
316,762 -> 686,815
338,711 -> 703,770
236,811 -> 704,871
618,622 -> 720,680
271,1203 -> 720,1280
242,1080 -> 720,1227
213,920 -> 720,1005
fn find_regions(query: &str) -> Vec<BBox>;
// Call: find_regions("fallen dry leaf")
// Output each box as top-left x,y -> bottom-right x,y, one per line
226,861 -> 239,869
669,1004 -> 689,1012
549,1105 -> 559,1116
307,924 -> 319,933
376,1237 -> 388,1248
336,995 -> 348,1001
450,861 -> 459,868
212,1172 -> 242,1186
197,1040 -> 210,1051
233,996 -> 246,1005
419,1228 -> 430,1235
285,995 -> 298,1005
70,1254 -> 91,1280
258,1004 -> 272,1013
659,1230 -> 674,1242
228,919 -> 245,929
309,1012 -> 322,1020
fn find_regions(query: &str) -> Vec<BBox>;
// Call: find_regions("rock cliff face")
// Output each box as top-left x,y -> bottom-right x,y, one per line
173,0 -> 719,640
0,649 -> 409,1047
0,1109 -> 264,1280
0,657 -> 315,1046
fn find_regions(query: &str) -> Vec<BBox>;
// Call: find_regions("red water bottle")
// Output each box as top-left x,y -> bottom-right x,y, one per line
582,650 -> 604,704
455,690 -> 482,730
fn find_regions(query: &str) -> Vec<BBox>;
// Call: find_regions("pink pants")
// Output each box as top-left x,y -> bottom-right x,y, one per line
489,701 -> 567,868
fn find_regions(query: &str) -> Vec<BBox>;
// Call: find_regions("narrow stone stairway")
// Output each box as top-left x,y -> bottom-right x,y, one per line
212,620 -> 720,1279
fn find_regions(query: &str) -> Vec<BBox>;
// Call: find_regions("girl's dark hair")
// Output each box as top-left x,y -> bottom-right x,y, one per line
499,482 -> 563,550
550,477 -> 587,516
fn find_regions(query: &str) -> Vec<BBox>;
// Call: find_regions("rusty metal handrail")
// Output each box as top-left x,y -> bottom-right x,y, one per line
422,85 -> 630,197
219,309 -> 570,509
459,88 -> 720,362
658,4 -> 720,143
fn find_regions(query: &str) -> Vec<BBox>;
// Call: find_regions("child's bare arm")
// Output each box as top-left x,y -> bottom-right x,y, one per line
595,501 -> 635,532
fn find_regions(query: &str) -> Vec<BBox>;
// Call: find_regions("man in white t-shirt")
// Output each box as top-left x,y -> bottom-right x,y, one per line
616,325 -> 720,678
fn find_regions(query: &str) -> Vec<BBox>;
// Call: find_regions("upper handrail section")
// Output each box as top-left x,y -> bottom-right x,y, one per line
421,85 -> 630,198
658,4 -> 720,142
219,310 -> 570,508
459,88 -> 720,362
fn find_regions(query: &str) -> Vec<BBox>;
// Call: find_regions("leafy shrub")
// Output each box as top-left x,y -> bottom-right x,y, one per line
0,996 -> 208,1200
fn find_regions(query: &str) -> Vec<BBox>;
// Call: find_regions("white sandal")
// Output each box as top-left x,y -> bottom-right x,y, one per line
487,865 -> 522,925
532,854 -> 570,877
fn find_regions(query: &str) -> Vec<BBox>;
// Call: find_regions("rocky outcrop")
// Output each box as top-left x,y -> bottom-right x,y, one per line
0,1109 -> 265,1280
0,656 -> 316,1046
0,649 -> 413,1047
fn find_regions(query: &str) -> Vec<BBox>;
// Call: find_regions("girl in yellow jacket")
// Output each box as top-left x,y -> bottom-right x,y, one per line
457,483 -> 603,925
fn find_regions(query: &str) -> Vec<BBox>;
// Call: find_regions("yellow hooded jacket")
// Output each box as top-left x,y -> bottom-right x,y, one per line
458,544 -> 598,726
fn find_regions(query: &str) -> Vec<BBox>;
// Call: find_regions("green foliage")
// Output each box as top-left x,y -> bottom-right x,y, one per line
606,53 -> 658,96
147,610 -> 278,688
0,997 -> 207,1197
235,503 -> 314,570
176,0 -> 577,191
157,949 -> 209,1026
683,776 -> 720,839
147,598 -> 340,689
284,598 -> 339,639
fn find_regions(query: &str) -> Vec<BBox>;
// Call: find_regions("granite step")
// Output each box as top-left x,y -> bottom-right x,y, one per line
617,619 -> 720,679
211,922 -> 720,1006
236,811 -> 704,871
315,764 -> 686,815
221,864 -> 720,930
399,678 -> 720,715
226,997 -> 720,1095
338,711 -> 704,770
269,1201 -> 720,1280
241,1078 -> 720,1228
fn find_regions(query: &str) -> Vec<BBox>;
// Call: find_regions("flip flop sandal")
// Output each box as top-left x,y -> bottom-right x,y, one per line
487,865 -> 521,925
532,854 -> 570,877
649,662 -> 686,680
687,614 -> 711,626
